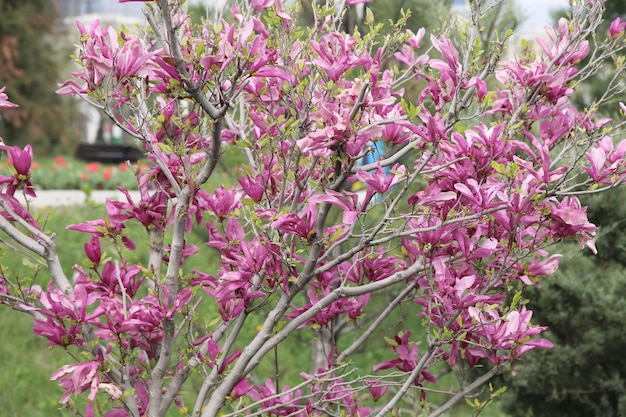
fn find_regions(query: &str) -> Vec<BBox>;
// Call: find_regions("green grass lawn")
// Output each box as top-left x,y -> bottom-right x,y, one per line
0,309 -> 68,416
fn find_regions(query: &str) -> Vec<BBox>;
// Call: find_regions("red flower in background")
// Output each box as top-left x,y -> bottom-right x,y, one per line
55,156 -> 68,168
86,162 -> 100,173
103,167 -> 113,181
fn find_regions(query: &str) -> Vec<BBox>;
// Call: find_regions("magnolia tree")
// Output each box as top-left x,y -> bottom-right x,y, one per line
1,0 -> 626,416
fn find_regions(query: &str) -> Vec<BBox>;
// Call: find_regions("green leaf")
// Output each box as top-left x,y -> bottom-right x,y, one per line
510,290 -> 522,310
384,336 -> 398,346
491,160 -> 506,175
121,389 -> 136,400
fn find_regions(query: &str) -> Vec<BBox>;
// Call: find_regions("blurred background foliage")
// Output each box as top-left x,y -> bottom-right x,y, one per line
0,0 -> 81,153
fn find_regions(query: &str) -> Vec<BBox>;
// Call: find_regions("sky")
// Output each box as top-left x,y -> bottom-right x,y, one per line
516,0 -> 570,32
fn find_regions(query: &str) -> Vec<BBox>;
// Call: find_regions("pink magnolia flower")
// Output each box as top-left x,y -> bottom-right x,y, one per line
51,360 -> 101,403
367,380 -> 388,401
453,178 -> 502,210
68,218 -> 136,251
0,87 -> 18,108
32,316 -> 81,347
429,34 -> 461,90
238,175 -> 266,202
584,147 -> 609,182
406,28 -> 426,48
467,306 -> 553,363
271,206 -> 317,240
0,144 -> 36,197
99,261 -> 142,297
251,0 -> 273,11
584,136 -> 626,184
24,281 -> 99,330
84,237 -> 102,266
465,76 -> 487,100
0,278 -> 7,302
230,378 -> 252,400
58,18 -> 158,103
75,19 -> 116,86
272,0 -> 293,29
7,145 -> 33,177
107,186 -> 168,230
0,193 -> 41,231
199,29 -> 236,72
247,379 -> 304,416
394,44 -> 427,68
56,78 -> 87,96
309,190 -> 360,224
373,331 -> 436,386
355,163 -> 406,204
537,18 -> 589,65
610,17 -> 626,38
343,248 -> 406,284
548,196 -> 597,252
195,219 -> 274,319
296,98 -> 355,153
519,254 -> 563,286
113,37 -> 158,79
200,185 -> 241,219
309,32 -> 371,82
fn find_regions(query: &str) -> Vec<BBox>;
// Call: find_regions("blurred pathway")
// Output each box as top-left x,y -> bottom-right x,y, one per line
15,190 -> 142,209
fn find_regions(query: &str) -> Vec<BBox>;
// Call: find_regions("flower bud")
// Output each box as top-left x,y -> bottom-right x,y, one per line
84,238 -> 101,266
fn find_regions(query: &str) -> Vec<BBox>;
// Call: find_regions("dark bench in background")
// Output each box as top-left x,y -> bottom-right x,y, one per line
74,144 -> 144,163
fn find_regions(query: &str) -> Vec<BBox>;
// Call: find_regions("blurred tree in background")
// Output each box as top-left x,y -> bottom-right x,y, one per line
605,0 -> 626,19
501,188 -> 626,417
0,0 -> 79,153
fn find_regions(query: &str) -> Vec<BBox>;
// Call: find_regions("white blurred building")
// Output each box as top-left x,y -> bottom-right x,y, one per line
55,0 -> 145,20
